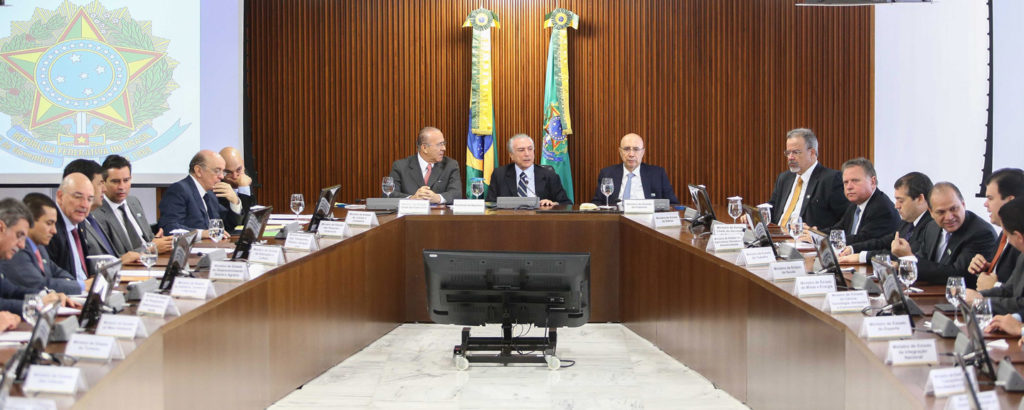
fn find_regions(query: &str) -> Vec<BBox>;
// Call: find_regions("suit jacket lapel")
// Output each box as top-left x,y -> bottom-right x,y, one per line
800,167 -> 822,217
640,165 -> 654,199
128,199 -> 153,240
409,157 -> 425,185
101,201 -> 131,249
505,166 -> 518,196
187,177 -> 210,220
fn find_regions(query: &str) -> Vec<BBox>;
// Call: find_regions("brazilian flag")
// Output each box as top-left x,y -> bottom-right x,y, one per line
540,8 -> 579,203
463,9 -> 500,198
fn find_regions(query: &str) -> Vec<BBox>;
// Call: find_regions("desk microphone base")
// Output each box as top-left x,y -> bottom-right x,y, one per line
452,322 -> 560,370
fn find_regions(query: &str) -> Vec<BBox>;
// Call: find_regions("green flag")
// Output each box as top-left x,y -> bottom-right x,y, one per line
539,8 -> 578,203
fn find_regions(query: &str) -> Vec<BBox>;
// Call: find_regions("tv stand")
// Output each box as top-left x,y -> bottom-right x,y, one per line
452,320 -> 561,370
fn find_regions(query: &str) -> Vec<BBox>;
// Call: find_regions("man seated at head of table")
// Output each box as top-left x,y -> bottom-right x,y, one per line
94,155 -> 175,256
158,150 -> 242,237
891,182 -> 996,288
838,171 -> 934,264
971,168 -> 1024,290
485,134 -> 571,207
767,128 -> 848,229
219,146 -> 256,215
62,159 -> 141,267
387,126 -> 462,204
589,133 -> 678,206
0,198 -> 80,331
0,194 -> 81,294
808,157 -> 900,246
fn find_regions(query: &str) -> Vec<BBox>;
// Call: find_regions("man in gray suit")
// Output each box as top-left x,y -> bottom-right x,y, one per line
387,126 -> 462,204
0,194 -> 81,294
966,198 -> 1024,315
94,155 -> 173,256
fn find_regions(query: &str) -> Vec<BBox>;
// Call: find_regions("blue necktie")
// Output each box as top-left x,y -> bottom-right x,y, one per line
623,173 -> 635,200
935,231 -> 952,262
87,216 -> 114,254
851,207 -> 862,235
517,172 -> 529,197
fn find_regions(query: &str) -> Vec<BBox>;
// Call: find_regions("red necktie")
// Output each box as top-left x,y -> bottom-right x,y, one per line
71,227 -> 88,276
424,163 -> 433,184
987,232 -> 1009,274
33,248 -> 44,271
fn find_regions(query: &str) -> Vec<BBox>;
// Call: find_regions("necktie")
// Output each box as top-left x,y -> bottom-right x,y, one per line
88,216 -> 114,253
201,192 -> 214,221
71,227 -> 87,278
779,177 -> 804,227
851,207 -> 862,235
120,204 -> 144,249
33,248 -> 44,272
623,173 -> 635,200
898,221 -> 914,240
986,233 -> 1009,274
935,231 -> 952,262
518,172 -> 529,197
424,163 -> 433,185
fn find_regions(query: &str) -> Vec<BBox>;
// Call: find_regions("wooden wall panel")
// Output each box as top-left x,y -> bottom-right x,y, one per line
246,0 -> 873,212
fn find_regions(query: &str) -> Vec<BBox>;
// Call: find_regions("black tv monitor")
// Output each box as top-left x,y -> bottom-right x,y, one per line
11,300 -> 59,381
816,236 -> 848,290
307,184 -> 341,233
686,184 -> 715,230
79,259 -> 122,330
743,205 -> 782,261
232,205 -> 272,260
423,249 -> 590,328
159,230 -> 199,291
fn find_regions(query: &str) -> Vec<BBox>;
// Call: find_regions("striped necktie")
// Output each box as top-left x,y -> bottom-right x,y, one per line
517,172 -> 529,197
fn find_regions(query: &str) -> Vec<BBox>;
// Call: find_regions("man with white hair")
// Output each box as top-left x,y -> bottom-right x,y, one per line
485,134 -> 570,207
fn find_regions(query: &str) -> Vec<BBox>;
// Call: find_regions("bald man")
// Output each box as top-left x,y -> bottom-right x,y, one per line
157,150 -> 241,235
219,147 -> 255,216
46,173 -> 97,286
590,133 -> 679,206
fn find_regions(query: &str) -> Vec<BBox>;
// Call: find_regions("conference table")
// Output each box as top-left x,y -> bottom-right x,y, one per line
3,206 -> 1024,409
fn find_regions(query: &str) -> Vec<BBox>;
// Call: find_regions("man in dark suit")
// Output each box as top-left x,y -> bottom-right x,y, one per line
893,182 -> 997,288
589,133 -> 678,206
387,126 -> 462,204
766,128 -> 848,229
95,155 -> 174,257
0,194 -> 81,294
965,198 -> 1024,315
158,150 -> 242,236
839,172 -> 934,264
47,173 -> 96,284
485,134 -> 570,206
823,158 -> 900,245
220,147 -> 256,216
971,168 -> 1024,289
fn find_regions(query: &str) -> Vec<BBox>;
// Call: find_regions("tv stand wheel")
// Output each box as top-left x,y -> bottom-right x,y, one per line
453,354 -> 470,371
544,354 -> 560,370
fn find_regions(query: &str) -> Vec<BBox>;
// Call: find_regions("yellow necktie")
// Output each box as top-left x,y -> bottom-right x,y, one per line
780,177 -> 804,227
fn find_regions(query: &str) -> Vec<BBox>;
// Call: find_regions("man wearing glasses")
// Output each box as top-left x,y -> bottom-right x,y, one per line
766,128 -> 848,229
219,146 -> 255,216
387,126 -> 462,204
158,150 -> 241,236
589,133 -> 678,205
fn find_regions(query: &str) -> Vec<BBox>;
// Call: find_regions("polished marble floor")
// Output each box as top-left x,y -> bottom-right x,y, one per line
270,323 -> 747,409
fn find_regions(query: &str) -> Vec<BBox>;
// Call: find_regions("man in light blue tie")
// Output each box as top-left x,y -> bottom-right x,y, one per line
814,157 -> 900,246
590,133 -> 679,205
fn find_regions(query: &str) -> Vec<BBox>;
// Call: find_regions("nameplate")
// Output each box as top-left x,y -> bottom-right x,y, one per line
23,365 -> 86,395
209,260 -> 250,282
770,260 -> 806,281
136,292 -> 180,318
885,339 -> 938,366
284,231 -> 319,251
397,199 -> 430,217
622,199 -> 655,214
925,366 -> 977,398
712,224 -> 747,236
316,220 -> 347,238
794,275 -> 836,297
707,233 -> 745,252
0,397 -> 58,410
171,277 -> 217,300
344,211 -> 379,227
652,212 -> 682,228
65,333 -> 124,361
822,291 -> 870,313
736,247 -> 776,266
859,315 -> 912,340
452,199 -> 486,214
249,244 -> 284,266
945,390 -> 998,410
95,314 -> 148,339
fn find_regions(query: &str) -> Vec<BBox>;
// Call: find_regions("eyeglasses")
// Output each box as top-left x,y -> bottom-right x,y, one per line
784,149 -> 805,157
204,166 -> 225,176
620,146 -> 644,153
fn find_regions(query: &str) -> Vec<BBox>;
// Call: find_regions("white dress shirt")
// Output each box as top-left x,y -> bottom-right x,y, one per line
59,209 -> 87,286
780,161 -> 818,223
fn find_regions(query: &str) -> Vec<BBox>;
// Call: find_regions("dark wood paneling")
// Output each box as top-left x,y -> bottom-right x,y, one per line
245,0 -> 873,211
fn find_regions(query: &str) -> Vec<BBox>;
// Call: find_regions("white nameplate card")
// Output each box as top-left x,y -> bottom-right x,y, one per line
770,260 -> 806,281
171,277 -> 217,299
136,292 -> 180,317
794,275 -> 836,297
22,365 -> 86,395
452,199 -> 486,214
95,314 -> 148,339
284,231 -> 319,251
209,260 -> 250,282
736,247 -> 776,266
712,224 -> 747,236
944,390 -> 999,410
316,220 -> 347,238
885,339 -> 938,366
622,199 -> 655,214
707,233 -> 745,252
822,291 -> 870,313
65,334 -> 124,361
249,244 -> 284,266
925,366 -> 977,398
859,315 -> 913,340
0,397 -> 58,410
397,199 -> 430,216
652,212 -> 682,228
344,211 -> 379,227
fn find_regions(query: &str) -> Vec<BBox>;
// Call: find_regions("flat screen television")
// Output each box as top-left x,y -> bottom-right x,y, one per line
159,230 -> 199,291
423,250 -> 590,328
686,184 -> 715,230
231,205 -> 272,260
79,259 -> 122,330
307,184 -> 341,233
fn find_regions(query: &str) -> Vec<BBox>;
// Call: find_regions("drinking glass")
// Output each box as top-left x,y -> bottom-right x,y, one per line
600,178 -> 614,209
382,176 -> 395,198
897,259 -> 918,294
757,204 -> 772,226
787,216 -> 804,239
974,297 -> 993,328
208,219 -> 224,243
22,293 -> 44,326
946,276 -> 966,325
290,193 -> 305,216
470,178 -> 485,199
140,241 -> 157,277
829,230 -> 847,254
727,197 -> 743,224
